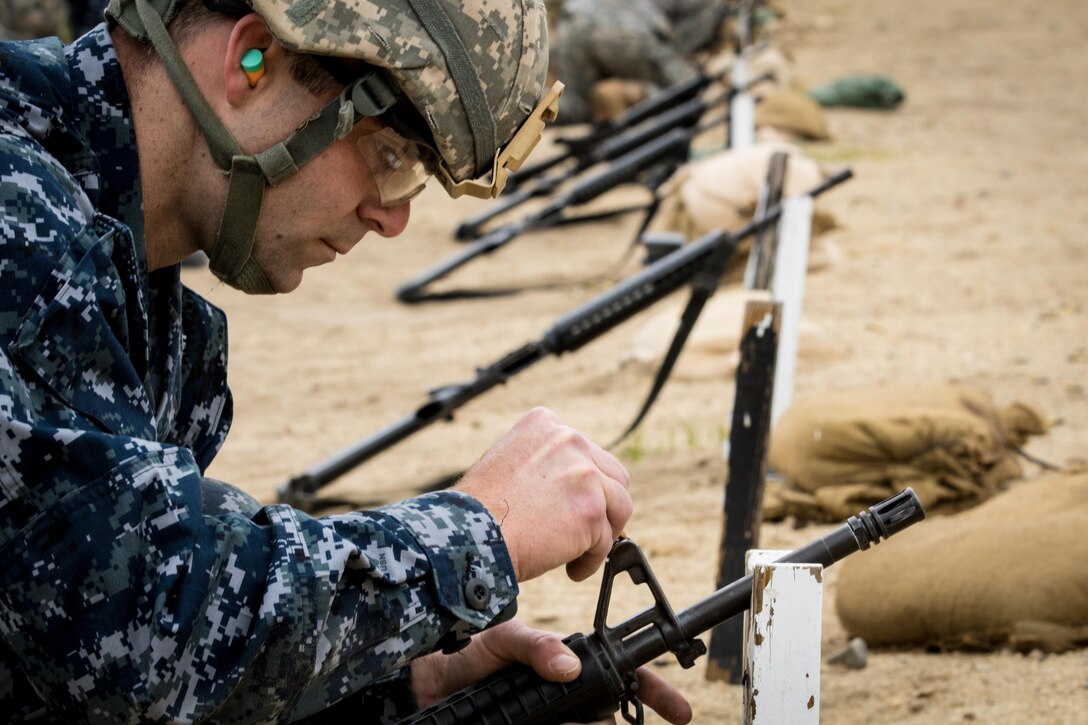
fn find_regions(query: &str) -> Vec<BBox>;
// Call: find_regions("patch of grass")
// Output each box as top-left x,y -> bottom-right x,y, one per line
620,432 -> 646,464
682,420 -> 700,449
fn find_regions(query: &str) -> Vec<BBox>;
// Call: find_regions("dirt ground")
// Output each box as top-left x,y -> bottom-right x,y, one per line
187,0 -> 1088,722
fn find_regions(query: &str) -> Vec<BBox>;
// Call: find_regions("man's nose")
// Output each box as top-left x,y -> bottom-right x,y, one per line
363,198 -> 411,237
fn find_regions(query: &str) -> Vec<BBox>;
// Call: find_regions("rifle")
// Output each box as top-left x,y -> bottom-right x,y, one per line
277,169 -> 852,511
503,72 -> 712,194
395,122 -> 704,304
401,488 -> 926,724
454,72 -> 774,241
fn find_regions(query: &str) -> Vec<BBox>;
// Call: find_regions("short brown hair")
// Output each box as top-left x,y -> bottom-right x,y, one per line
134,0 -> 341,97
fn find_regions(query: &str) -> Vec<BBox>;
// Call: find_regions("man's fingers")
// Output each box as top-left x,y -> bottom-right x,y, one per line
482,620 -> 583,682
601,474 -> 634,538
566,511 -> 615,581
584,437 -> 631,491
636,666 -> 693,725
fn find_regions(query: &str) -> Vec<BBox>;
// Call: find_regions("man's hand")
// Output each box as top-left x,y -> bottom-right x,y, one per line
411,619 -> 692,724
456,407 -> 633,582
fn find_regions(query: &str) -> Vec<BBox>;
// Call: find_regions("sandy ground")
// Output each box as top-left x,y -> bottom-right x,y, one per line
187,0 -> 1088,721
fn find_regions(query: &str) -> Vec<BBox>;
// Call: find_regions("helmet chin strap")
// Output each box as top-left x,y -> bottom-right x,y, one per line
132,0 -> 396,294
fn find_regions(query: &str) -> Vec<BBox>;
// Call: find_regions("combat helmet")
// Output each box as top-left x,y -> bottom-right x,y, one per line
105,0 -> 562,293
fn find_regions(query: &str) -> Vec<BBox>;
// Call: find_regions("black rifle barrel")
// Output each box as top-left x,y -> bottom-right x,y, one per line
400,488 -> 925,725
278,168 -> 852,506
278,342 -> 548,504
548,167 -> 852,353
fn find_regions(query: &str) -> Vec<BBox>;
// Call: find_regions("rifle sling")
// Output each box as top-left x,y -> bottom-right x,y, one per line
609,236 -> 735,449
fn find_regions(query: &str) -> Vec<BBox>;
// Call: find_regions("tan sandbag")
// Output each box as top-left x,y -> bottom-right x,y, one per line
755,90 -> 832,141
589,79 -> 648,123
649,142 -> 831,243
765,384 -> 1049,521
621,287 -> 840,381
835,472 -> 1088,653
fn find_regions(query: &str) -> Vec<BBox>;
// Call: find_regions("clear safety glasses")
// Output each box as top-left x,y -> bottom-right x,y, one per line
356,126 -> 436,208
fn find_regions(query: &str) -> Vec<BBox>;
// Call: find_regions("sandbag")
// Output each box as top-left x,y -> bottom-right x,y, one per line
621,287 -> 840,381
764,384 -> 1049,521
649,142 -> 832,243
835,472 -> 1088,653
589,78 -> 648,123
754,89 -> 831,141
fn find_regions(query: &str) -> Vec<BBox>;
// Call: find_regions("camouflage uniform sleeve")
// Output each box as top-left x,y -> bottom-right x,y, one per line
0,419 -> 516,722
0,248 -> 516,722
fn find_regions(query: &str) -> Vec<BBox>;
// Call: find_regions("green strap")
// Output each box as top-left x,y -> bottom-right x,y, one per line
406,0 -> 496,176
136,0 -> 272,291
257,89 -> 350,183
210,156 -> 264,279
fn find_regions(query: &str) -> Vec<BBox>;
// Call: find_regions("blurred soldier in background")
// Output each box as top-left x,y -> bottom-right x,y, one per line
549,0 -> 732,124
0,0 -> 108,40
0,0 -> 71,39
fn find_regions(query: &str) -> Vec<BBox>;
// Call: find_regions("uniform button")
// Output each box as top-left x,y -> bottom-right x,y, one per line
464,577 -> 491,610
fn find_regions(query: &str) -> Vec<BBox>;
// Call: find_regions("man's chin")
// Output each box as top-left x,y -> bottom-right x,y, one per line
272,271 -> 305,294
252,265 -> 304,295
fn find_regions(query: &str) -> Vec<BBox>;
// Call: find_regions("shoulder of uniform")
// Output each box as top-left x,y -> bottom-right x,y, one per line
0,37 -> 69,113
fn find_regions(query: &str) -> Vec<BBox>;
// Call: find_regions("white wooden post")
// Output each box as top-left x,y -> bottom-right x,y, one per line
742,182 -> 771,288
730,57 -> 756,150
742,550 -> 823,725
769,195 -> 814,428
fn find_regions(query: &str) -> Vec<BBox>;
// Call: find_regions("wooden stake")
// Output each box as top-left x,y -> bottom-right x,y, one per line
705,300 -> 781,683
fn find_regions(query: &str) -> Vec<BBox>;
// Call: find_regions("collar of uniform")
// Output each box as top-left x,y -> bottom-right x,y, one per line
64,27 -> 191,427
65,26 -> 148,275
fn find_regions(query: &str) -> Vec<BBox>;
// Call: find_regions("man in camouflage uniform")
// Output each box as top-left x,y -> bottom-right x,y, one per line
549,0 -> 731,124
0,0 -> 692,722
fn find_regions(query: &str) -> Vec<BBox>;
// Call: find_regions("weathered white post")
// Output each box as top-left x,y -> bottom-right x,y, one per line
730,57 -> 756,150
769,194 -> 814,428
742,549 -> 824,725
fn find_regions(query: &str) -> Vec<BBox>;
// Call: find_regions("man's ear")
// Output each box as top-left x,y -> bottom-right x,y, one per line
224,13 -> 280,106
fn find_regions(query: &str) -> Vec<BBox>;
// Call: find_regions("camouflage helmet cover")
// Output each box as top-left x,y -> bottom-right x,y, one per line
108,0 -> 555,190
255,0 -> 552,186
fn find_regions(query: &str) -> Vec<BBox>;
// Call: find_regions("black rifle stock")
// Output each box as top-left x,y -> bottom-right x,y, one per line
400,488 -> 926,724
277,169 -> 852,510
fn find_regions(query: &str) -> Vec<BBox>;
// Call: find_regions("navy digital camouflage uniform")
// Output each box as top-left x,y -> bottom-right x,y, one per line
549,0 -> 729,124
0,26 -> 517,723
